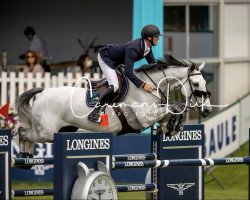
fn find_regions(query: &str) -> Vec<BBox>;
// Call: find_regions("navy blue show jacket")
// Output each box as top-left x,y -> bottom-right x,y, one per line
99,38 -> 156,88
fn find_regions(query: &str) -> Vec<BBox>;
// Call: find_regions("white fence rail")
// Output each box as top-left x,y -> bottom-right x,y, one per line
0,72 -> 103,106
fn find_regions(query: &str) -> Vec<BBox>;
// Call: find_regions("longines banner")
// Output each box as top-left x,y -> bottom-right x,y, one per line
203,104 -> 239,158
239,94 -> 250,144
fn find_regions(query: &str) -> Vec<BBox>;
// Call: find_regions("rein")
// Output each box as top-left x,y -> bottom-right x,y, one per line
143,68 -> 168,104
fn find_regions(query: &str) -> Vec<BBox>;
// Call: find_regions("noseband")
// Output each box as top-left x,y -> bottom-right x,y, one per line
184,71 -> 211,106
193,90 -> 211,99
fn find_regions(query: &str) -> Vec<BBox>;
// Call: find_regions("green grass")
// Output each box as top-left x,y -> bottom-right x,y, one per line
204,141 -> 249,200
12,142 -> 249,200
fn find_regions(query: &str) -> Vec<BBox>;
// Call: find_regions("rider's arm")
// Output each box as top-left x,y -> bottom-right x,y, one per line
145,50 -> 156,64
124,48 -> 145,88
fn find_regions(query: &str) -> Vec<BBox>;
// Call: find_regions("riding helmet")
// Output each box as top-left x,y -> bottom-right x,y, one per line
141,24 -> 163,39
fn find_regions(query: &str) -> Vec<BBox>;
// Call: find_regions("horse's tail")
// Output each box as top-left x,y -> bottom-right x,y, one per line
15,88 -> 44,128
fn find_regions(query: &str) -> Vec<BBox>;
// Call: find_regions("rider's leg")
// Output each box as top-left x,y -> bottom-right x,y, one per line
88,53 -> 119,122
97,53 -> 119,92
88,85 -> 115,122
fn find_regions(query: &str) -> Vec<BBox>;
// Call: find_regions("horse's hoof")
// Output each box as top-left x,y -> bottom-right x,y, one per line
164,130 -> 178,137
170,130 -> 178,136
165,131 -> 172,137
175,125 -> 183,132
175,125 -> 181,132
19,152 -> 33,158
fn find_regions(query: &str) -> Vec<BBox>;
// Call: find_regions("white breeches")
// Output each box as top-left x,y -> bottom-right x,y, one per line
97,53 -> 119,92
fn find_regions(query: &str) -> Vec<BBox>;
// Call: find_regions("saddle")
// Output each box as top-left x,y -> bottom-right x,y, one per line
86,66 -> 129,107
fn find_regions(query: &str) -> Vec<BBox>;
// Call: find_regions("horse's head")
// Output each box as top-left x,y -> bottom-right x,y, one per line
181,61 -> 212,117
138,57 -> 212,118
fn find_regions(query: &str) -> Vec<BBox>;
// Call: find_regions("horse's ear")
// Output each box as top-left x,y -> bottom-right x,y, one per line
191,63 -> 195,71
199,61 -> 205,71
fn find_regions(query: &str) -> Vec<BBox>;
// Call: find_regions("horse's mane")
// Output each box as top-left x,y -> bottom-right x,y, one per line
135,54 -> 189,72
161,54 -> 188,67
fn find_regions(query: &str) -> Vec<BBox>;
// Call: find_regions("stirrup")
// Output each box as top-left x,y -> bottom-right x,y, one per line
88,109 -> 101,123
88,116 -> 102,123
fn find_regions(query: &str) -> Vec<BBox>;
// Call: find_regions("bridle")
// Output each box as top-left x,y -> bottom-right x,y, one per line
143,64 -> 211,107
181,66 -> 211,107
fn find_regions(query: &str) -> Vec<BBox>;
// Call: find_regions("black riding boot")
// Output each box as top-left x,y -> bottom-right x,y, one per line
88,85 -> 114,123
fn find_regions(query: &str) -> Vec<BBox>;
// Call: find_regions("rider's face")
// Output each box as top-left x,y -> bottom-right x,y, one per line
152,36 -> 159,46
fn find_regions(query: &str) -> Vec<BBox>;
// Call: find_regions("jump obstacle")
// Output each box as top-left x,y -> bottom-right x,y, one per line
1,125 -> 250,200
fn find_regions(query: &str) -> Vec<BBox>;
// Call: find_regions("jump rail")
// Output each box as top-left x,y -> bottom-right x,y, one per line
12,189 -> 54,197
12,184 -> 157,197
113,157 -> 250,169
112,153 -> 157,162
11,153 -> 157,167
11,157 -> 54,167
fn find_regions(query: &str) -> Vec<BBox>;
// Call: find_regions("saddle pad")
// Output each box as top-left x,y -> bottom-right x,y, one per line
86,89 -> 99,107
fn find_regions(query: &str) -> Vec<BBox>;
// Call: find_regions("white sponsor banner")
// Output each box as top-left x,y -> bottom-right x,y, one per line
203,104 -> 240,158
240,94 -> 250,145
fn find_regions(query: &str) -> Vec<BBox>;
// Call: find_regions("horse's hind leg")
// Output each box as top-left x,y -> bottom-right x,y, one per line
18,126 -> 35,158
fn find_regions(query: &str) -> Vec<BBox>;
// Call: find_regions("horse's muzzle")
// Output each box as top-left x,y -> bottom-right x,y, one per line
193,90 -> 211,99
199,108 -> 211,118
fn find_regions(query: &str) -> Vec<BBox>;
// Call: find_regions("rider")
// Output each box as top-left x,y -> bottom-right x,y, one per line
88,24 -> 163,122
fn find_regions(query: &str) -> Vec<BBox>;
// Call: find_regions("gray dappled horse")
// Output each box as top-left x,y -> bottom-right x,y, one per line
15,59 -> 212,157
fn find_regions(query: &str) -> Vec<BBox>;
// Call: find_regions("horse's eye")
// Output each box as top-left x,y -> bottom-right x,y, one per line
193,82 -> 199,87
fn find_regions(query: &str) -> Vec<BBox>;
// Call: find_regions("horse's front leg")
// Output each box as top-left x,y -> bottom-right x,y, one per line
158,109 -> 187,136
174,110 -> 187,132
157,114 -> 172,134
